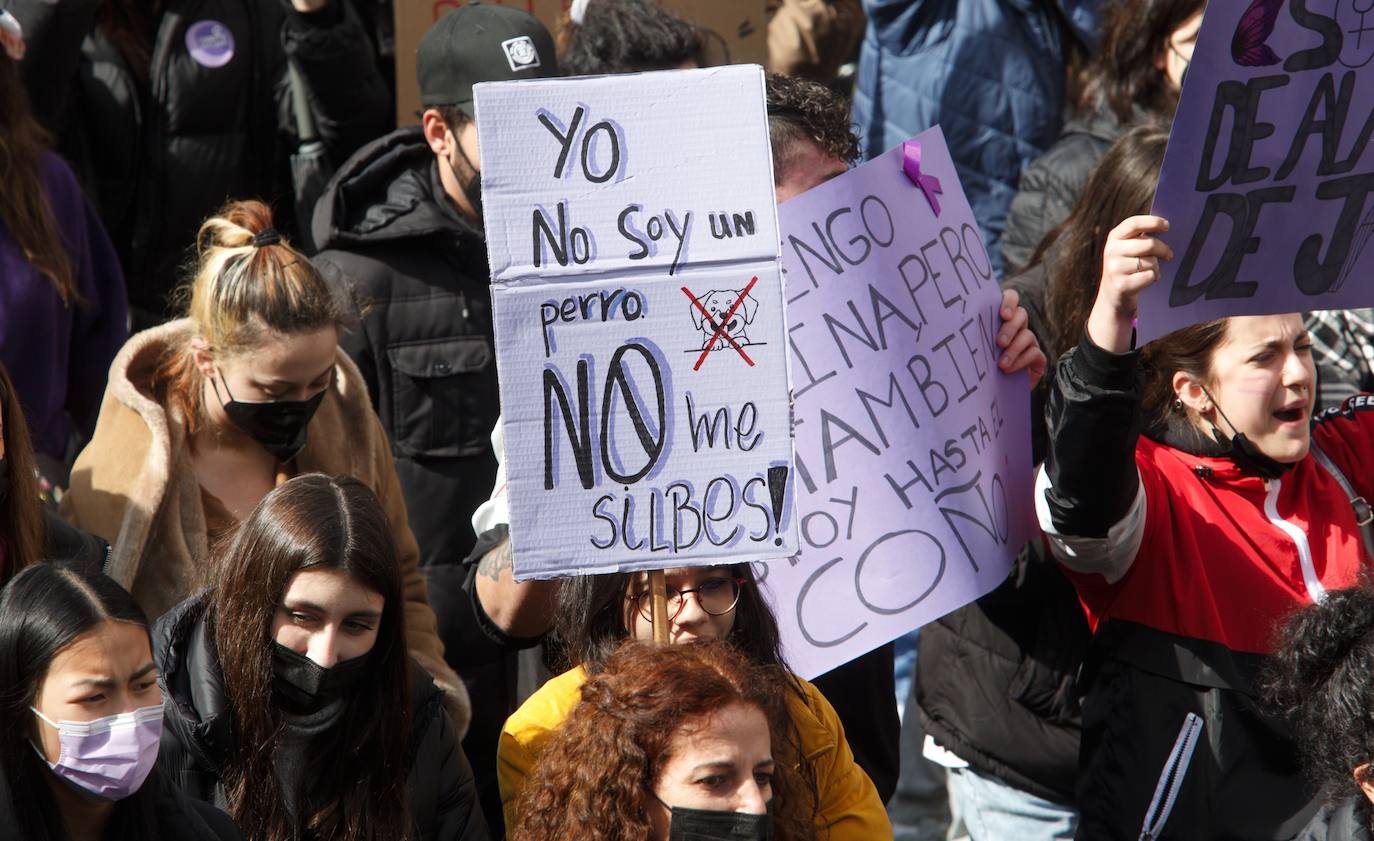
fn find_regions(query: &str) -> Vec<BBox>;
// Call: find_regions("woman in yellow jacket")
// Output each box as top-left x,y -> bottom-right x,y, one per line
498,563 -> 892,840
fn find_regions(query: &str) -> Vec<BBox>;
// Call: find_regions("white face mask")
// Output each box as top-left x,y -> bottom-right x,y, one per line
31,704 -> 164,801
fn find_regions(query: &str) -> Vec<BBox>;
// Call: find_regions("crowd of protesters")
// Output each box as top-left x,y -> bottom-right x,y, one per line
3,0 -> 1374,840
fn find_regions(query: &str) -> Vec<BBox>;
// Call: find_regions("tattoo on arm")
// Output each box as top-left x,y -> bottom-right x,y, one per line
477,539 -> 513,582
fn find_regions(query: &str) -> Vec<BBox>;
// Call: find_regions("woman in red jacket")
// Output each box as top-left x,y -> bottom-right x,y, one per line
1037,215 -> 1374,840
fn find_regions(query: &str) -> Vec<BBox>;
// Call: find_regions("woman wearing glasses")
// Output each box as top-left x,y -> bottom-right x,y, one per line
497,564 -> 890,840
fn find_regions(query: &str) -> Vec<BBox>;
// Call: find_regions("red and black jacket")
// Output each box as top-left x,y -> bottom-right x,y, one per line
1037,336 -> 1374,841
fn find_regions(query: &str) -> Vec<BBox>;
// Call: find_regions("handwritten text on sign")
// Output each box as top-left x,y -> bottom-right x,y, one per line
476,67 -> 798,579
759,129 -> 1035,680
1143,0 -> 1374,341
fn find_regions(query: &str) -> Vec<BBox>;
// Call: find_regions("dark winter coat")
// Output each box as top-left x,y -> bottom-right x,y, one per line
851,0 -> 1101,274
1037,338 -> 1374,839
6,0 -> 390,322
43,508 -> 111,572
0,766 -> 241,841
1296,799 -> 1373,841
312,126 -> 499,569
916,259 -> 1087,805
0,152 -> 127,460
1000,105 -> 1125,276
152,594 -> 490,841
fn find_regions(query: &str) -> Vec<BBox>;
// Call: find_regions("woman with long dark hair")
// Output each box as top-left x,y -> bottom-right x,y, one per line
513,639 -> 816,841
0,12 -> 127,473
913,125 -> 1172,841
1001,0 -> 1205,274
0,562 -> 239,840
63,199 -> 467,728
154,472 -> 487,841
498,563 -> 889,839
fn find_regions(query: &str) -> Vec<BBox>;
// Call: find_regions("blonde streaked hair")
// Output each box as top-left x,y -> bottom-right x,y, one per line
157,200 -> 345,433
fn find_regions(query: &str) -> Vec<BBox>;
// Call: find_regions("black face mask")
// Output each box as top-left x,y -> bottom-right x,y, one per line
1200,385 -> 1295,480
271,642 -> 371,712
1209,426 -> 1292,480
662,802 -> 773,841
212,373 -> 327,464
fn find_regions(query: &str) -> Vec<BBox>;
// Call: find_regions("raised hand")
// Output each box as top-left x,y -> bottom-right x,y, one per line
1087,215 -> 1174,353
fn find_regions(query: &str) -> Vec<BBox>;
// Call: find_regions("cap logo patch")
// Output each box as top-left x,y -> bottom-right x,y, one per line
502,36 -> 541,72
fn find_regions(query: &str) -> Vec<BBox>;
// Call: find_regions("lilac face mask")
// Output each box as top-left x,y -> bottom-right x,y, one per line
31,703 -> 163,801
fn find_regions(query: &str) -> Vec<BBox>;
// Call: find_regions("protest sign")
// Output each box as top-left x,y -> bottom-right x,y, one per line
393,0 -> 767,125
1142,0 -> 1374,342
759,128 -> 1035,680
476,66 -> 798,580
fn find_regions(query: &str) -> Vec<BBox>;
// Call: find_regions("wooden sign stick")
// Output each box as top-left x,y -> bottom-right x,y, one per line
650,568 -> 670,644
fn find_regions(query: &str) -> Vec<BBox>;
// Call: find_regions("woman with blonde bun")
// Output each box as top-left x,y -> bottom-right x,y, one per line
62,200 -> 470,731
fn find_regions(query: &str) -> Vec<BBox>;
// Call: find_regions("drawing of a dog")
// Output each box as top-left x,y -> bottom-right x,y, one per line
691,289 -> 759,350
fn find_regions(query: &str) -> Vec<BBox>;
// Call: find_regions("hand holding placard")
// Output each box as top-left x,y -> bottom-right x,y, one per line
764,128 -> 1035,679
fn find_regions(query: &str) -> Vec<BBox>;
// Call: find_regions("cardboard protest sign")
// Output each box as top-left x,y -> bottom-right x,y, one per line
393,0 -> 767,125
1142,0 -> 1374,342
760,128 -> 1035,680
476,66 -> 798,580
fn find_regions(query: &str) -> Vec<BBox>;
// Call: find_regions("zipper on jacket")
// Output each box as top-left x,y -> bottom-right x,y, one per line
1138,712 -> 1203,841
1263,478 -> 1326,603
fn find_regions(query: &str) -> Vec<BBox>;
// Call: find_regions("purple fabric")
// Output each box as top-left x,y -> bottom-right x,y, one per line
33,703 -> 163,800
902,139 -> 944,217
0,152 -> 128,458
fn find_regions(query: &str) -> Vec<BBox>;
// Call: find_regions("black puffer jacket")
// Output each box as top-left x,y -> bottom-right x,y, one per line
915,259 -> 1089,805
8,0 -> 390,323
152,594 -> 490,841
0,766 -> 241,841
1000,104 -> 1124,275
312,127 -> 499,569
1297,799 -> 1373,841
44,508 -> 111,572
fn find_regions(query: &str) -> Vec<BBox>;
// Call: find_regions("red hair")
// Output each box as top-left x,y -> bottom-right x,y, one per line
512,639 -> 818,841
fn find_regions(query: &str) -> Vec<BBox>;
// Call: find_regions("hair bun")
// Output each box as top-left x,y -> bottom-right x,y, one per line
198,199 -> 280,254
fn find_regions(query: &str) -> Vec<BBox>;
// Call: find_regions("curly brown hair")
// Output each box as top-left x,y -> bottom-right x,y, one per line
766,73 -> 859,186
512,639 -> 819,841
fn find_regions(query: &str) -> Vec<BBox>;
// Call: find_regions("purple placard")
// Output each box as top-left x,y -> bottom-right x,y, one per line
758,127 -> 1035,680
1142,0 -> 1374,342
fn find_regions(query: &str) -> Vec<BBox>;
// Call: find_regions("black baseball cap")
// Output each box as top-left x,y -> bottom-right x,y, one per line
417,3 -> 559,115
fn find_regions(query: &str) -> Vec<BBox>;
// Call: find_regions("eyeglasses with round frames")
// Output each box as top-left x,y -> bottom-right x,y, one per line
626,576 -> 746,624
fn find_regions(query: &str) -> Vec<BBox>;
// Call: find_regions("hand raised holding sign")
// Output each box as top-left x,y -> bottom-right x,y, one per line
1089,215 -> 1174,353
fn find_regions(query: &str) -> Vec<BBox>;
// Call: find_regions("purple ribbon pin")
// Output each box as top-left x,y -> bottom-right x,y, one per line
902,140 -> 943,217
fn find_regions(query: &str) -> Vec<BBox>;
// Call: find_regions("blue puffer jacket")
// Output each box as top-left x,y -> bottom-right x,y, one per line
852,0 -> 1101,274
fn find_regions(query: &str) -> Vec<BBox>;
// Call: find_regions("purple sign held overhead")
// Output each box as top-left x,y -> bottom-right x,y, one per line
1142,0 -> 1374,342
758,128 -> 1035,680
